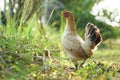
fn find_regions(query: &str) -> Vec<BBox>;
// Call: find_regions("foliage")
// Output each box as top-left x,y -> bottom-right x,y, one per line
0,0 -> 120,80
2,0 -> 43,26
1,0 -> 120,40
59,0 -> 120,40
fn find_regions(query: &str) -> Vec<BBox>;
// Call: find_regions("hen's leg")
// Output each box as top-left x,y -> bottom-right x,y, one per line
72,60 -> 78,70
80,58 -> 87,67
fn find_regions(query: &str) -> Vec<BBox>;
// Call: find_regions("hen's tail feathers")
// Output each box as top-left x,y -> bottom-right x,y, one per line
85,22 -> 102,50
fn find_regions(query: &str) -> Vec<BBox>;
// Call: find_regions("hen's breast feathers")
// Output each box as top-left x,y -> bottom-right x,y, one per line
62,33 -> 90,59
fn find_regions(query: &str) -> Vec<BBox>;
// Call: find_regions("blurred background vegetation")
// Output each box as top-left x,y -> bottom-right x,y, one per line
0,0 -> 120,80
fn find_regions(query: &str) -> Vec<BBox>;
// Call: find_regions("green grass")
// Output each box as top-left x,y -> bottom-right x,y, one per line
0,23 -> 120,80
0,11 -> 120,80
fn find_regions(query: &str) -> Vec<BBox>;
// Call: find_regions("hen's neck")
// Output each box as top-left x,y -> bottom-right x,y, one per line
65,16 -> 76,34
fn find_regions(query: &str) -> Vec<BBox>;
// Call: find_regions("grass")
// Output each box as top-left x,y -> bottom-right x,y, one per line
0,11 -> 120,80
0,23 -> 120,80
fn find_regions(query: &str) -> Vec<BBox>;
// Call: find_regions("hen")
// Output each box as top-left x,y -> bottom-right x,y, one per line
61,10 -> 102,69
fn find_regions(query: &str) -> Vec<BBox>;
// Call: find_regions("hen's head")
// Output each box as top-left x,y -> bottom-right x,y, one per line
62,10 -> 73,19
